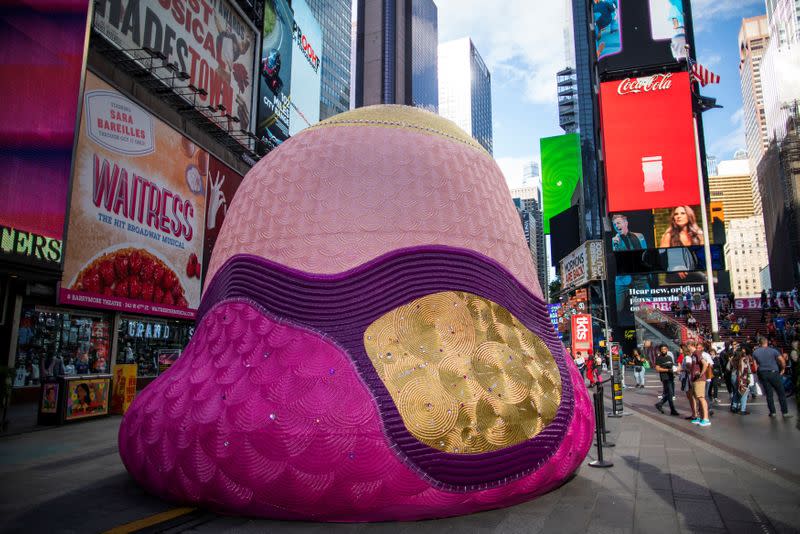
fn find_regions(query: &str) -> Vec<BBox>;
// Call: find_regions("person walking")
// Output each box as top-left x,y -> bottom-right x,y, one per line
752,337 -> 794,419
730,348 -> 752,414
574,351 -> 587,381
690,344 -> 712,427
632,348 -> 646,389
654,344 -> 680,416
682,341 -> 698,421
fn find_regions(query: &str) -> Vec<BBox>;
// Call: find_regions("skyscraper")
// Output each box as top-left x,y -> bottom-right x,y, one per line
352,0 -> 438,111
511,188 -> 549,293
758,0 -> 800,287
709,159 -> 758,224
438,37 -> 493,154
306,0 -> 353,120
557,67 -> 578,134
738,15 -> 770,215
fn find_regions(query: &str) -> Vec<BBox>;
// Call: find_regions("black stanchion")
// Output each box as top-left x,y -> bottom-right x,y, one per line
596,380 -> 615,448
589,383 -> 613,468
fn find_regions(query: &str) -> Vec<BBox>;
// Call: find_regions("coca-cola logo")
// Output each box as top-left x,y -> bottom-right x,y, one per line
617,73 -> 673,95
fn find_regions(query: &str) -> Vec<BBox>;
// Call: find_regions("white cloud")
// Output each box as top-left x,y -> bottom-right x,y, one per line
698,52 -> 722,69
691,0 -> 763,31
496,156 -> 536,189
709,107 -> 746,159
436,0 -> 571,104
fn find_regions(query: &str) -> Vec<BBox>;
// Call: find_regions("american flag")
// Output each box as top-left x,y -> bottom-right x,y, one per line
691,62 -> 721,87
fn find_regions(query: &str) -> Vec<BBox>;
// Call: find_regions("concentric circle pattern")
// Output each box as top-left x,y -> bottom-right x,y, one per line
364,291 -> 561,454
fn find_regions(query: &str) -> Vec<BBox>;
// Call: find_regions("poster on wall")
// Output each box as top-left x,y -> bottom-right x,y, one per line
65,377 -> 110,421
597,0 -> 691,74
60,73 -> 207,320
600,72 -> 700,212
110,363 -> 137,415
93,0 -> 256,131
0,4 -> 89,270
571,314 -> 593,352
202,159 -> 244,281
541,134 -> 582,234
257,0 -> 294,149
287,0 -> 322,136
41,383 -> 59,414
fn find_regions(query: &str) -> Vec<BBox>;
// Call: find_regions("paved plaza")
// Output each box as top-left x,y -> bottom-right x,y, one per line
1,372 -> 798,534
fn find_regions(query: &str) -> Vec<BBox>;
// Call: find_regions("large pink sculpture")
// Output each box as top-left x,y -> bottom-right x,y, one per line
119,106 -> 593,521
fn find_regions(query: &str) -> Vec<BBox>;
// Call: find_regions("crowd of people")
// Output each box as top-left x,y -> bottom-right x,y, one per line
642,336 -> 798,427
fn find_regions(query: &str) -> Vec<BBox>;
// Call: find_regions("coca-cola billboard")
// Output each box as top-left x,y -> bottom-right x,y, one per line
600,71 -> 700,212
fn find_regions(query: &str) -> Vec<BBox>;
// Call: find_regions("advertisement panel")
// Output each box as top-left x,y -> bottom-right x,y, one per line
110,363 -> 137,415
560,241 -> 605,291
540,134 -> 582,234
65,377 -> 110,421
547,304 -> 564,340
0,4 -> 89,270
93,0 -> 256,130
596,0 -> 690,74
571,314 -> 593,352
600,72 -> 699,212
614,273 -> 709,325
202,156 -> 245,281
257,0 -> 294,147
287,0 -> 322,136
60,73 -> 207,319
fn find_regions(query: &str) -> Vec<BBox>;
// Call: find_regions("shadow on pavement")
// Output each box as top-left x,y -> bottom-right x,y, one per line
621,455 -> 795,534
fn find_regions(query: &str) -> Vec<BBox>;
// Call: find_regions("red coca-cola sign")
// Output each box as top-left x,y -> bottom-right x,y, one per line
617,73 -> 674,95
600,71 -> 700,212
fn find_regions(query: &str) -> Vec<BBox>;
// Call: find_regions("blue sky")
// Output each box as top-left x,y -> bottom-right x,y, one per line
435,0 -> 767,187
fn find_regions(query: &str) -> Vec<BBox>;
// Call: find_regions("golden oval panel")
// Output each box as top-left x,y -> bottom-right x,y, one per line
363,291 -> 562,454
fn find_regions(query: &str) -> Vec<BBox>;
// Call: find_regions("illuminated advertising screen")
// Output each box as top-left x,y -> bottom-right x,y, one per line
614,273 -> 720,325
288,0 -> 322,136
571,314 -> 593,352
596,0 -> 692,75
0,4 -> 89,270
60,72 -> 208,319
202,160 -> 245,284
93,0 -> 256,130
540,133 -> 582,234
600,72 -> 700,212
257,0 -> 294,147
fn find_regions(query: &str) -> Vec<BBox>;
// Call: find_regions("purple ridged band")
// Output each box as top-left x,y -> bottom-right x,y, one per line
198,245 -> 574,490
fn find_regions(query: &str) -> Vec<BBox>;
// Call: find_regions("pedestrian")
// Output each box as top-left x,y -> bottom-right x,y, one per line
574,351 -> 587,381
632,348 -> 646,389
690,343 -> 712,426
752,337 -> 794,419
730,348 -> 752,414
654,344 -> 680,416
682,341 -> 698,421
586,350 -> 596,387
709,348 -> 722,404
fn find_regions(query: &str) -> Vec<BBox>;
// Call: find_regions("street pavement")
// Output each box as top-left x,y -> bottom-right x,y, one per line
0,371 -> 798,534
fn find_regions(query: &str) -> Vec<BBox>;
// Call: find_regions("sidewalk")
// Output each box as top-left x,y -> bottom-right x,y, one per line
0,395 -> 798,533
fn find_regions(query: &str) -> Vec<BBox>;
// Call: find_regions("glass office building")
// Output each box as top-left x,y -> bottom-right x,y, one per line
410,0 -> 438,112
306,0 -> 353,119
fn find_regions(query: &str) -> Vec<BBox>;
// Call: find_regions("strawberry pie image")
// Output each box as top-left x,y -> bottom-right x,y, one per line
73,247 -> 188,308
119,106 -> 593,521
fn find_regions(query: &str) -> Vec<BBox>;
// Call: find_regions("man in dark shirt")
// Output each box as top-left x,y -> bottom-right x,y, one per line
611,214 -> 647,251
753,338 -> 793,418
654,344 -> 679,416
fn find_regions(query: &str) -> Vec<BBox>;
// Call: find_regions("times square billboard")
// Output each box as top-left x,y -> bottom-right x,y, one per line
599,71 -> 700,212
257,0 -> 322,150
594,0 -> 695,75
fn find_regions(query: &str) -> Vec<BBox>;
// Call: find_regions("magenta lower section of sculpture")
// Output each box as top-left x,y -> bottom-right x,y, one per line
119,299 -> 593,521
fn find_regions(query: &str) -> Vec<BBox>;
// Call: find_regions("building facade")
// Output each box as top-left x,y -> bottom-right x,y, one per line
438,37 -> 493,154
307,0 -> 353,120
523,161 -> 543,206
758,0 -> 800,288
738,16 -> 770,214
725,216 -> 771,297
709,159 -> 757,223
352,0 -> 438,111
557,67 -> 578,134
511,188 -> 549,293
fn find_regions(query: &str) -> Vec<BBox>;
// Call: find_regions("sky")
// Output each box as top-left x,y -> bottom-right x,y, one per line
435,0 -> 768,188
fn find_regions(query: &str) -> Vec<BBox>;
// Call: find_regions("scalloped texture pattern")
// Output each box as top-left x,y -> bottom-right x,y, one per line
203,118 -> 541,297
119,301 -> 593,521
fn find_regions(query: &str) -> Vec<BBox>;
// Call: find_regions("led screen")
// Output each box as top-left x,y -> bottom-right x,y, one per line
596,0 -> 692,75
541,133 -> 582,234
600,72 -> 700,212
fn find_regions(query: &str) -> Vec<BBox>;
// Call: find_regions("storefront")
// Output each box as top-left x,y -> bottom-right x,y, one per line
115,315 -> 194,387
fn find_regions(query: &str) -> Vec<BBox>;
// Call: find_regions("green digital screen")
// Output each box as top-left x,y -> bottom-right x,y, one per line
540,133 -> 582,234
